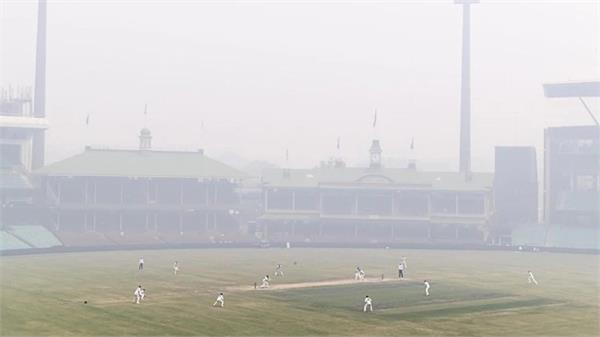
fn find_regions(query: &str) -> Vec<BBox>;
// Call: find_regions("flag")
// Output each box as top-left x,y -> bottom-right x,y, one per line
336,137 -> 340,150
85,114 -> 90,125
410,137 -> 414,150
372,110 -> 377,128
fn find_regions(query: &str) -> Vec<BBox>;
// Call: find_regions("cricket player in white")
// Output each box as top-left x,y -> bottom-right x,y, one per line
133,285 -> 143,304
398,263 -> 404,278
363,295 -> 373,312
213,293 -> 224,307
260,275 -> 270,288
528,271 -> 538,285
275,264 -> 284,276
424,280 -> 430,296
138,257 -> 144,271
355,267 -> 365,281
140,288 -> 146,301
173,261 -> 179,275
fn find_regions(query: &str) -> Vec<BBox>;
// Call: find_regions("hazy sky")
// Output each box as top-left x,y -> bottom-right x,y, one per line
1,0 -> 599,171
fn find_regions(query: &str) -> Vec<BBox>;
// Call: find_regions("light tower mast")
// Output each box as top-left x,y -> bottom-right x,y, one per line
456,0 -> 478,177
32,0 -> 47,169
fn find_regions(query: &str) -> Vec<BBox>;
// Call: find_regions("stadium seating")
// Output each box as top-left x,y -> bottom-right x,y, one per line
7,225 -> 62,248
0,231 -> 32,250
53,231 -> 115,247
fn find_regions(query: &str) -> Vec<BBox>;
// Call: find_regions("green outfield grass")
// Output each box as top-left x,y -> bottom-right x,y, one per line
1,248 -> 598,336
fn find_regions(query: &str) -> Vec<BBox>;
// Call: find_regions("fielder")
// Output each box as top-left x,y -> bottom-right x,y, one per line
140,288 -> 146,301
213,293 -> 224,307
138,257 -> 144,271
133,285 -> 143,304
424,280 -> 430,296
355,267 -> 365,281
275,264 -> 284,276
260,275 -> 270,288
363,295 -> 373,312
398,263 -> 404,278
173,261 -> 179,275
528,271 -> 538,285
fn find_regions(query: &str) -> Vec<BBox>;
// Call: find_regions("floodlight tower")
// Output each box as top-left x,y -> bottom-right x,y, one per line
456,0 -> 478,177
32,0 -> 47,169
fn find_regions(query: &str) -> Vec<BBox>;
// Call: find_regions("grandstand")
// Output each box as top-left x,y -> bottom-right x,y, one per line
0,231 -> 31,250
32,129 -> 248,248
7,225 -> 62,248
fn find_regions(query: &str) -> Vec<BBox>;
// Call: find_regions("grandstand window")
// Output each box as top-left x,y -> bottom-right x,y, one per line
395,191 -> 429,216
181,180 -> 207,204
122,211 -> 147,231
294,190 -> 318,210
94,212 -> 120,232
156,179 -> 181,204
59,177 -> 86,203
431,192 -> 457,214
215,181 -> 236,204
122,178 -> 147,204
321,191 -> 355,215
267,189 -> 293,210
457,194 -> 485,214
357,191 -> 392,216
157,212 -> 180,232
95,178 -> 123,204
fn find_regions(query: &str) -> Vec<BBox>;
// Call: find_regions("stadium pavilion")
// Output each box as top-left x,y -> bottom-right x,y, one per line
34,128 -> 247,246
257,140 -> 494,244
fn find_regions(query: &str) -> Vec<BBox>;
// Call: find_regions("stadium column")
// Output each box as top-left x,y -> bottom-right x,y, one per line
179,214 -> 183,235
292,191 -> 296,210
214,183 -> 218,204
179,180 -> 184,205
84,179 -> 88,204
120,180 -> 124,204
264,189 -> 269,211
206,184 -> 210,206
455,194 -> 459,214
119,213 -> 123,234
427,193 -> 432,215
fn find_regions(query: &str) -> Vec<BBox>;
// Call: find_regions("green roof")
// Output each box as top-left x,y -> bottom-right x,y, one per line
36,148 -> 246,179
262,167 -> 493,191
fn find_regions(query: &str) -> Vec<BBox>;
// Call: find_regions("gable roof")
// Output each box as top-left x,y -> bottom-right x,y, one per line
36,148 -> 246,179
261,167 -> 493,192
